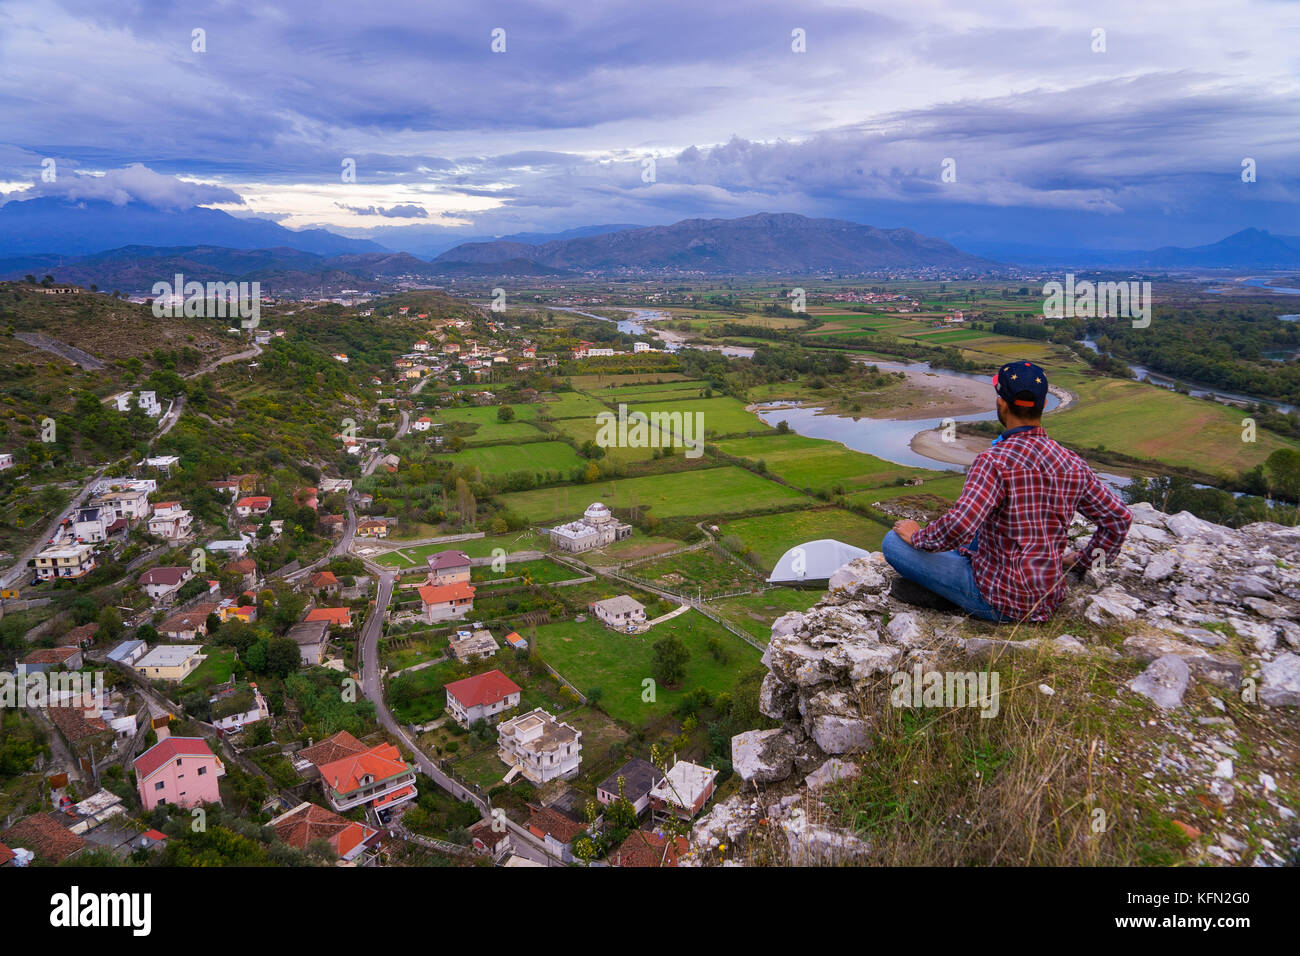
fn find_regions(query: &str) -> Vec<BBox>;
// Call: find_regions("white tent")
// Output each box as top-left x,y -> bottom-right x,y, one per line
767,538 -> 871,585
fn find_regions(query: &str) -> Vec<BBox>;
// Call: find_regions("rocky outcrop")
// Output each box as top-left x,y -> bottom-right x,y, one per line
693,504 -> 1300,866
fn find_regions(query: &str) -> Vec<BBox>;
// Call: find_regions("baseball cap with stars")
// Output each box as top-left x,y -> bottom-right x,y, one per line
992,361 -> 1049,408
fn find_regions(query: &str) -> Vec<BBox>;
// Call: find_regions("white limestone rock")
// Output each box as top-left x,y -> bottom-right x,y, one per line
1129,655 -> 1190,709
1259,653 -> 1300,707
732,728 -> 797,785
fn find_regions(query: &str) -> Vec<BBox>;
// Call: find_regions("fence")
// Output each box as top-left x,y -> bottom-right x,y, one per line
539,660 -> 588,704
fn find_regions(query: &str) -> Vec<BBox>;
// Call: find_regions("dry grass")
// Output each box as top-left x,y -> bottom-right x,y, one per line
724,610 -> 1300,866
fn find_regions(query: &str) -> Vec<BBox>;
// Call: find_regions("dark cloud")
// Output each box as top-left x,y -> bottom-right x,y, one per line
334,203 -> 429,218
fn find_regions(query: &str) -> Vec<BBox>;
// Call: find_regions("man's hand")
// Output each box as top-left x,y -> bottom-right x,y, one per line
893,519 -> 921,545
1061,549 -> 1083,572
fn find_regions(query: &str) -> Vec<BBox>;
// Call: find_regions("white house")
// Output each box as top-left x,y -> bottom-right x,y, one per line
148,503 -> 193,540
444,670 -> 522,729
206,537 -> 252,559
0,453 -> 13,470
34,543 -> 96,581
138,566 -> 193,603
591,595 -> 646,629
71,506 -> 109,543
411,417 -> 432,432
113,391 -> 162,417
90,489 -> 151,522
209,684 -> 270,732
234,496 -> 271,518
497,708 -> 582,784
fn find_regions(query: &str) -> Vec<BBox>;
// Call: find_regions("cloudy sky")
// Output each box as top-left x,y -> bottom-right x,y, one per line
1,0 -> 1297,254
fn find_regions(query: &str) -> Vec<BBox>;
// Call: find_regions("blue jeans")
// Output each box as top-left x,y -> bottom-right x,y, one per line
882,530 -> 1014,622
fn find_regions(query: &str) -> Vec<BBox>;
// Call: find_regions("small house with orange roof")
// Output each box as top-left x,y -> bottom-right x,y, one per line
417,581 -> 474,623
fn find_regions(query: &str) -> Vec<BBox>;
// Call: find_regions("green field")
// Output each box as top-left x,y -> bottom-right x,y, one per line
624,396 -> 770,438
551,416 -> 660,462
847,473 -> 969,507
722,507 -> 889,568
1048,370 -> 1300,477
461,422 -> 545,445
594,380 -> 710,402
539,393 -> 613,419
531,610 -> 762,725
498,465 -> 810,522
472,558 -> 580,585
715,432 -> 925,492
184,646 -> 237,686
434,404 -> 542,424
709,588 -> 823,644
630,547 -> 761,597
568,372 -> 690,389
450,441 -> 582,476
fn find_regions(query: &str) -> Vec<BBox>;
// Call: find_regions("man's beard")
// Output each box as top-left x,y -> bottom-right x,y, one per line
996,404 -> 1008,428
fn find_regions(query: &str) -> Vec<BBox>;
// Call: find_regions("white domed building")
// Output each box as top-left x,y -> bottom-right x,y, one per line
548,502 -> 633,553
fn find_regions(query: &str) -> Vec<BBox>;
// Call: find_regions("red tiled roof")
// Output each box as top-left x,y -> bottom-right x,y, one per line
526,806 -> 585,845
142,829 -> 169,842
372,784 -> 414,808
159,605 -> 218,634
318,743 -> 409,795
304,607 -> 351,627
272,803 -> 376,857
417,581 -> 475,606
612,829 -> 688,867
236,496 -> 271,509
1,814 -> 86,863
23,646 -> 79,665
0,842 -> 13,865
139,566 -> 190,587
309,571 -> 339,588
298,731 -> 367,768
224,558 -> 256,574
445,669 -> 521,709
133,736 -> 218,782
46,705 -> 110,743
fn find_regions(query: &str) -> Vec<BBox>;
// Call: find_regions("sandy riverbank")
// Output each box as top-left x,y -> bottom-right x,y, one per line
908,429 -> 987,467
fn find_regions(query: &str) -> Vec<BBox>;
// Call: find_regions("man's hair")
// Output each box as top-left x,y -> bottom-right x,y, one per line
1007,390 -> 1045,419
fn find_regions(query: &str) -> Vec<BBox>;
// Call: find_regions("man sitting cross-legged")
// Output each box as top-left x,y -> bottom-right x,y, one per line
882,361 -> 1132,623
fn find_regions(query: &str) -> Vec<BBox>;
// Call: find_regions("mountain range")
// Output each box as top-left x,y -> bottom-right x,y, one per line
3,191 -> 1299,288
962,228 -> 1300,269
431,212 -> 997,275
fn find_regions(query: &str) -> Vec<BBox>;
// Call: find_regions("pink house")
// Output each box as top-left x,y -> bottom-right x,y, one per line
134,734 -> 225,810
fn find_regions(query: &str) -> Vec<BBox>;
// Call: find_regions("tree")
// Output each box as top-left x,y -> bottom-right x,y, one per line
1264,448 -> 1300,503
497,405 -> 515,422
651,633 -> 690,687
95,606 -> 124,643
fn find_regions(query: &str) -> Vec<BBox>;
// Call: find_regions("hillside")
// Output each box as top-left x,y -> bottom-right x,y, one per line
433,213 -> 999,275
697,505 -> 1299,866
0,245 -> 444,295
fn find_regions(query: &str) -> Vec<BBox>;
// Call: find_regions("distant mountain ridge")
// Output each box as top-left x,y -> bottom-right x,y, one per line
431,212 -> 999,274
963,228 -> 1300,269
0,244 -> 441,293
0,197 -> 388,257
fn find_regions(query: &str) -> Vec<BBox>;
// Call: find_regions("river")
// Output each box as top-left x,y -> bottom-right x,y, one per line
749,362 -> 1061,471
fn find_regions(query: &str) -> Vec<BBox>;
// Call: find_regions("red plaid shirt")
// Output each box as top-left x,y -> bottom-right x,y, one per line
910,427 -> 1132,621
